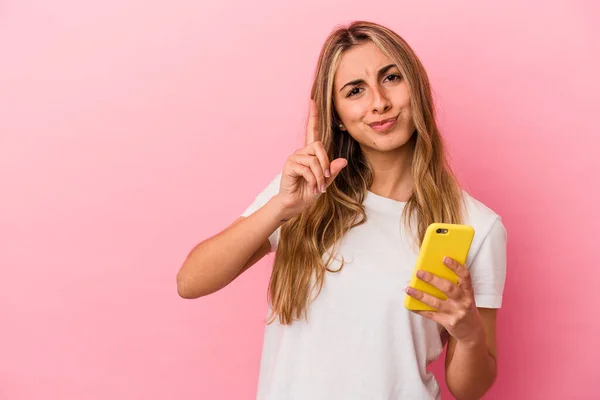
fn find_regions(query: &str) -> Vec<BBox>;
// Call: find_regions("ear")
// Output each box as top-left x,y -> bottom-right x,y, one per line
333,112 -> 346,131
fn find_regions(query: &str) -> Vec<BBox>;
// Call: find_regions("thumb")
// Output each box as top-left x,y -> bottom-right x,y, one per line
328,158 -> 348,179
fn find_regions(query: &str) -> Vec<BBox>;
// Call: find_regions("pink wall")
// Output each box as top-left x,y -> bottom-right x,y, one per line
1,1 -> 598,398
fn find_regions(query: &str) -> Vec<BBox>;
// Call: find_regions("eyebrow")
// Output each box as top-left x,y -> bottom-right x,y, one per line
338,64 -> 398,92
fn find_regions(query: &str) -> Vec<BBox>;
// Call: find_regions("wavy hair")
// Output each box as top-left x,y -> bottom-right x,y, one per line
267,21 -> 466,325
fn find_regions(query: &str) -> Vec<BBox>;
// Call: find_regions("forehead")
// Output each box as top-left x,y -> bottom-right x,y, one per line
334,42 -> 394,88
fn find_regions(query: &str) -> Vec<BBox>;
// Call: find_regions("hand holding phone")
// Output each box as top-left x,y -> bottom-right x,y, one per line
404,223 -> 475,311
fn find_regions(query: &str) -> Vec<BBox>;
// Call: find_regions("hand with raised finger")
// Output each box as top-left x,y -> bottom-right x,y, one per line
275,99 -> 347,220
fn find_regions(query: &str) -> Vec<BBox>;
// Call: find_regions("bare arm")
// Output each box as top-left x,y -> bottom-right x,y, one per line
405,256 -> 500,400
176,196 -> 288,299
445,308 -> 498,400
177,99 -> 347,299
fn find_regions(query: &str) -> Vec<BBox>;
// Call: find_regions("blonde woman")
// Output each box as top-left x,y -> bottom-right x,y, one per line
177,20 -> 507,400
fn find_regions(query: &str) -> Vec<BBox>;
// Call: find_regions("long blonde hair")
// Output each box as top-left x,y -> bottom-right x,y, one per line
267,21 -> 466,325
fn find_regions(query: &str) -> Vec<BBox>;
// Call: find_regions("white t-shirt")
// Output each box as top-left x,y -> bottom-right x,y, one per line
241,173 -> 507,400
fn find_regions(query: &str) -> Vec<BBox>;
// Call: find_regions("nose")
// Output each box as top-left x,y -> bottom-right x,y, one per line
371,86 -> 391,114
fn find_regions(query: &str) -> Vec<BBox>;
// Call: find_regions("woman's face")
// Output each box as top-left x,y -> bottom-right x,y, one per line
333,42 -> 416,154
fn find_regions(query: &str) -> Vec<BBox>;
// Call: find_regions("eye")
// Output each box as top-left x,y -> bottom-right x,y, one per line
384,74 -> 402,82
346,87 -> 363,97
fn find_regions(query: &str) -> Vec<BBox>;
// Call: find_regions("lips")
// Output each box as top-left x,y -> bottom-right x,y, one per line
368,116 -> 398,133
368,117 -> 397,127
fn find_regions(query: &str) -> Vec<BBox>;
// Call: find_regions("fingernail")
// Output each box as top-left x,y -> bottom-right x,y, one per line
314,187 -> 319,195
321,184 -> 326,193
416,270 -> 426,279
325,169 -> 331,177
405,287 -> 413,295
443,257 -> 450,266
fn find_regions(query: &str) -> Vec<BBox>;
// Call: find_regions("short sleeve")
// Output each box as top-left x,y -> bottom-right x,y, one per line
468,217 -> 507,308
241,173 -> 282,252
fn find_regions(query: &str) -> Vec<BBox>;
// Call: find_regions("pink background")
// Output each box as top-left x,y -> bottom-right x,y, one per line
1,0 -> 599,399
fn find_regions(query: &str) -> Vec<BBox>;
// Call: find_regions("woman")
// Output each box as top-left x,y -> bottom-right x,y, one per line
177,20 -> 507,400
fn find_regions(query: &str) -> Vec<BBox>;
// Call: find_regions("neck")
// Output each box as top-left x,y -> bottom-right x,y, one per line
362,136 -> 415,202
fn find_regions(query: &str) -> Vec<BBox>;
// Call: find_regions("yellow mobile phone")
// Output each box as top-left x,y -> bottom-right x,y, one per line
404,223 -> 475,311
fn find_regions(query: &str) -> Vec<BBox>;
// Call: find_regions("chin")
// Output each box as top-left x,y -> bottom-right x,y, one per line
363,129 -> 414,152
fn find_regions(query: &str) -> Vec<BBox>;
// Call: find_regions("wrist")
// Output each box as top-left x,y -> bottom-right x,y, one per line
457,319 -> 486,349
267,195 -> 296,223
458,331 -> 486,349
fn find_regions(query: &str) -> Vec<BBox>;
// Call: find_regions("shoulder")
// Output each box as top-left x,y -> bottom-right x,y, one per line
255,172 -> 282,197
241,172 -> 282,218
460,189 -> 507,265
461,189 -> 501,228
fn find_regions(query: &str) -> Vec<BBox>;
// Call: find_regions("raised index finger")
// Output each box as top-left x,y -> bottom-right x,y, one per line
305,99 -> 320,146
